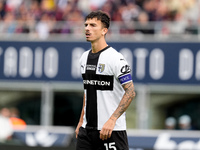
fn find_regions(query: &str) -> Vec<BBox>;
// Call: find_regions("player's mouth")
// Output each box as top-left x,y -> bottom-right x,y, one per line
85,32 -> 91,37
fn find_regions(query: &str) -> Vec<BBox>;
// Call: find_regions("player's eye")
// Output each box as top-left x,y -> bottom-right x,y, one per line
91,24 -> 96,27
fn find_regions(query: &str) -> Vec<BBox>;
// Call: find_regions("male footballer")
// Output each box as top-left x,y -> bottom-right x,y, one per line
75,10 -> 136,150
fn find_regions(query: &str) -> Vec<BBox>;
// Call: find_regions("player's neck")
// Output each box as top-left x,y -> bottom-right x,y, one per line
91,39 -> 107,53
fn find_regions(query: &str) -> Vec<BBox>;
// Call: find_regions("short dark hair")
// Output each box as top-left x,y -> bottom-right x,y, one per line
85,10 -> 110,29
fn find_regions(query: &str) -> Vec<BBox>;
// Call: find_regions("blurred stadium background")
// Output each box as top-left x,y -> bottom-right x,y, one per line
0,0 -> 200,150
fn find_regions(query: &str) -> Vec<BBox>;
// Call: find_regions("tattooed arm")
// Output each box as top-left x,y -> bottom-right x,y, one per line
99,81 -> 136,140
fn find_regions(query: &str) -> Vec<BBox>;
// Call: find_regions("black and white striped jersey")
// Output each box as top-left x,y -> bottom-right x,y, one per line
79,46 -> 132,131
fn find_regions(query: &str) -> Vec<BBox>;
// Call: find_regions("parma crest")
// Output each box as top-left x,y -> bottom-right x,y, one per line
98,64 -> 105,73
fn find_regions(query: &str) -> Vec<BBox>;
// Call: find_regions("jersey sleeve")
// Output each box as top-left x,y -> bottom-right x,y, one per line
79,50 -> 89,75
113,52 -> 132,85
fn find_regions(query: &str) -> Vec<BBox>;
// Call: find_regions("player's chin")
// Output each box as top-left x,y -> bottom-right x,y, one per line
86,38 -> 93,42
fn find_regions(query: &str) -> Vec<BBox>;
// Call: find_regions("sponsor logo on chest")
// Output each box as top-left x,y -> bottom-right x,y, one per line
86,65 -> 96,71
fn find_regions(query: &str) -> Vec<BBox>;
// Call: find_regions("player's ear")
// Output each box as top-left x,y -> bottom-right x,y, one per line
102,28 -> 108,36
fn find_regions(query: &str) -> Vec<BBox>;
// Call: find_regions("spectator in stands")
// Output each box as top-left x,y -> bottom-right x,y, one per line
135,0 -> 144,8
0,107 -> 13,142
178,114 -> 193,130
121,1 -> 140,22
77,0 -> 91,16
142,0 -> 157,21
56,0 -> 69,11
10,107 -> 26,130
0,0 -> 6,19
35,13 -> 52,39
134,11 -> 154,35
41,0 -> 56,12
0,12 -> 16,36
29,0 -> 42,21
89,0 -> 107,11
5,0 -> 23,12
154,0 -> 169,21
15,3 -> 32,34
100,0 -> 115,18
61,8 -> 84,36
165,117 -> 176,130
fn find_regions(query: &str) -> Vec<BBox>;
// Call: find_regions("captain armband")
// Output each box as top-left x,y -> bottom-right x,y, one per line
118,73 -> 132,85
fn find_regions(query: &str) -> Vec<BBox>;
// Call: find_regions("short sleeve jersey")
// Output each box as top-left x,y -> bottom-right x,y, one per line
79,46 -> 132,131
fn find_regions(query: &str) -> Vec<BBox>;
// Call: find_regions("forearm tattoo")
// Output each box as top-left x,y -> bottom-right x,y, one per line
111,81 -> 136,120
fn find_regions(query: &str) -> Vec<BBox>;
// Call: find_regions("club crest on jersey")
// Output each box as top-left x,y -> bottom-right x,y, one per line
98,64 -> 105,73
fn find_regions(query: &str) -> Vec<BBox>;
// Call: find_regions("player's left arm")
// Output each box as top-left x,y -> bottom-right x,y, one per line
99,81 -> 136,140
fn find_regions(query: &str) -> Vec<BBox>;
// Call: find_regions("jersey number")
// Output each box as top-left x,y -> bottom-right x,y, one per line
104,142 -> 117,150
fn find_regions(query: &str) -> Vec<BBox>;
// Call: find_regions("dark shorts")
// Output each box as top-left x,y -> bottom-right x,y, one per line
76,127 -> 129,150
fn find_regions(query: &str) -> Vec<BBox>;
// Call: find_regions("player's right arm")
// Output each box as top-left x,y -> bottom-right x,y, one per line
75,93 -> 85,138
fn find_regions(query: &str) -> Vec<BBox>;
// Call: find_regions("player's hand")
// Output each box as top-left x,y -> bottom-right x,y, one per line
75,122 -> 82,138
99,118 -> 116,140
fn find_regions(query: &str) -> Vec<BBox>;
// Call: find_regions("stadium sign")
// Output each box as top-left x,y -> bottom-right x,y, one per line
0,41 -> 199,84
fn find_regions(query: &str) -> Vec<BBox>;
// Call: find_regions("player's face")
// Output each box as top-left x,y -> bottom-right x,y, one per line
84,18 -> 106,42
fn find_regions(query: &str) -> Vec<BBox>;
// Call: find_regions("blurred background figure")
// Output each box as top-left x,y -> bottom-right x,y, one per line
35,13 -> 52,40
178,115 -> 193,130
165,117 -> 176,130
0,107 -> 13,142
10,107 -> 26,130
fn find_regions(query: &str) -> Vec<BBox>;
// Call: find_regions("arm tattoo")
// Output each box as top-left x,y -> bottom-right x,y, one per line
111,81 -> 136,120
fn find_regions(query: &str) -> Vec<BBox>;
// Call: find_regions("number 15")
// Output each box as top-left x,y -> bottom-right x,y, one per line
104,142 -> 117,150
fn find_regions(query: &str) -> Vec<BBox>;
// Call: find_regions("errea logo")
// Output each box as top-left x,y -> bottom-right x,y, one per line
121,65 -> 131,74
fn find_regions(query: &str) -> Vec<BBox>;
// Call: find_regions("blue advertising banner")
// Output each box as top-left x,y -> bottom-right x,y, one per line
0,41 -> 200,84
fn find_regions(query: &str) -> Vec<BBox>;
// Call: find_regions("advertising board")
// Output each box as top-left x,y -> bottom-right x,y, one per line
0,41 -> 199,85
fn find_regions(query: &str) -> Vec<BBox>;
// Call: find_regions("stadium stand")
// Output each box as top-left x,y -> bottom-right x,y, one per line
0,0 -> 199,40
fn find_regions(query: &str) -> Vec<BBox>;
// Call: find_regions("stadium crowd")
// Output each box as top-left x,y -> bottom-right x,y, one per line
0,0 -> 199,39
